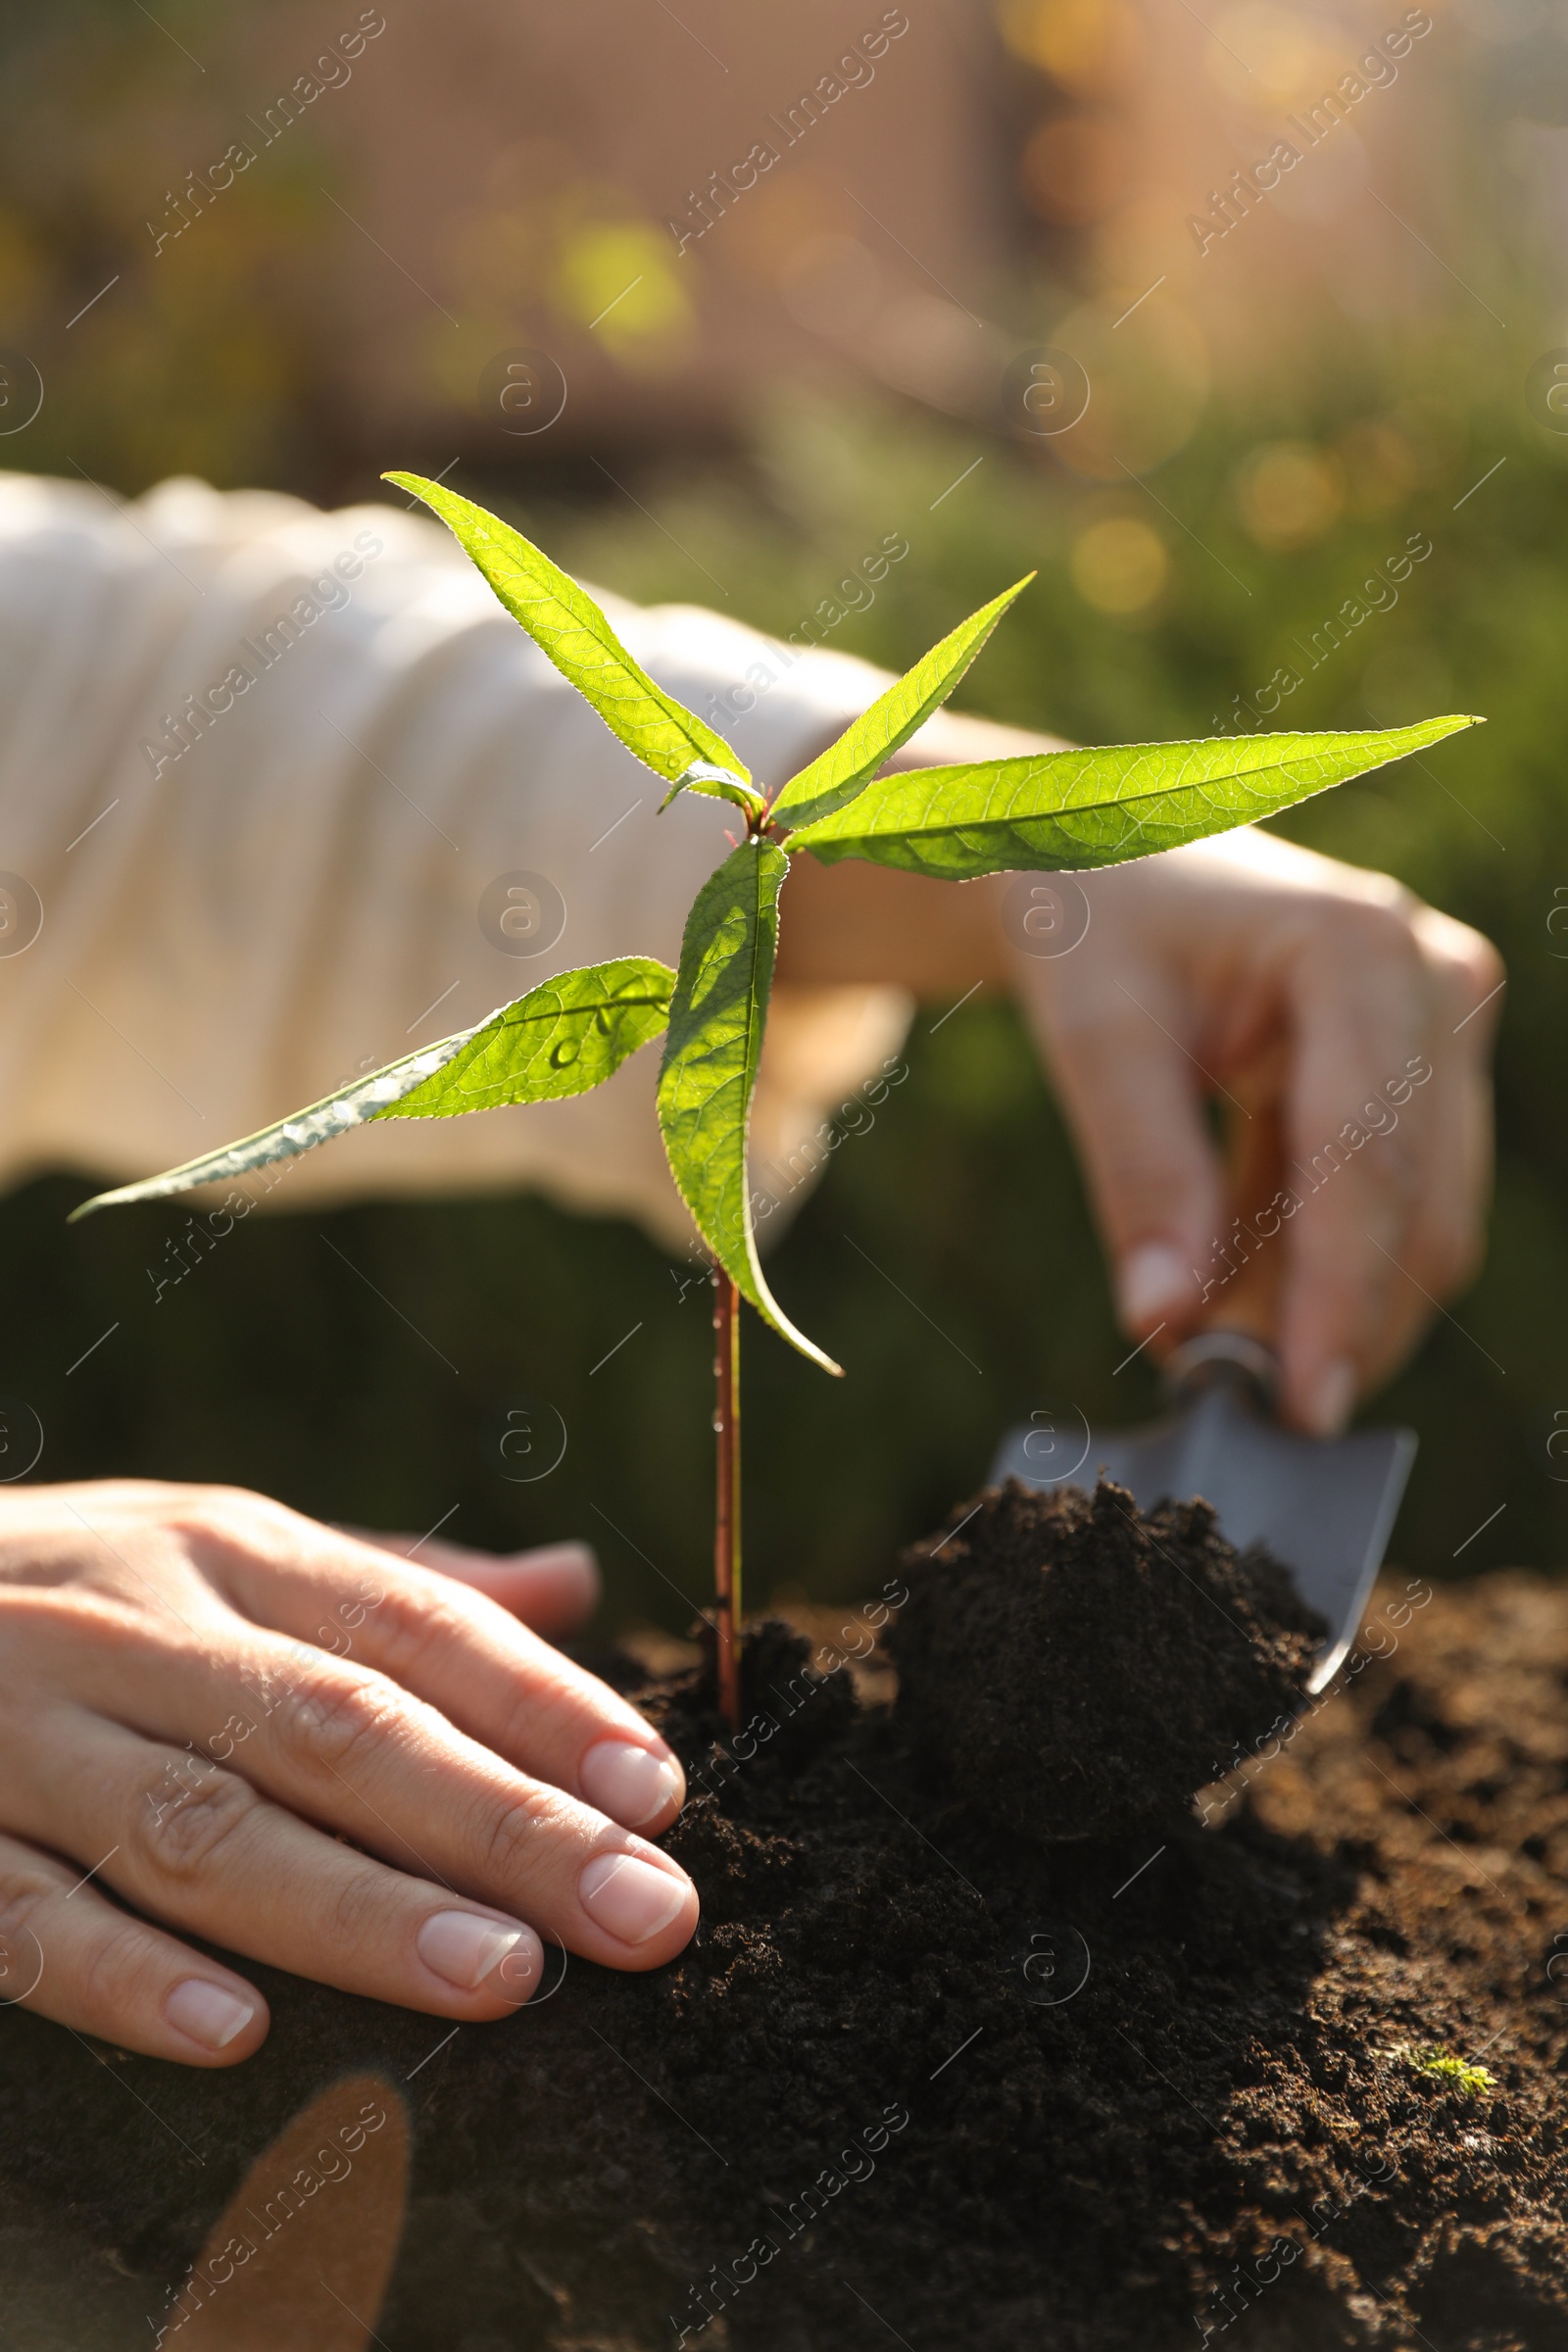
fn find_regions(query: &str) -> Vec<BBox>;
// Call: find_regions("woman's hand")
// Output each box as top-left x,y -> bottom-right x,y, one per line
1013,823 -> 1502,1431
0,1481 -> 696,2066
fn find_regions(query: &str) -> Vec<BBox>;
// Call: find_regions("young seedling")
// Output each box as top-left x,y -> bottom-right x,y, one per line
1386,2042 -> 1497,2098
73,473 -> 1481,1730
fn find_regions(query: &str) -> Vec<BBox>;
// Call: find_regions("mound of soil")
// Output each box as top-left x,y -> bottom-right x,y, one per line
2,1483 -> 1567,2352
890,1478 -> 1327,1838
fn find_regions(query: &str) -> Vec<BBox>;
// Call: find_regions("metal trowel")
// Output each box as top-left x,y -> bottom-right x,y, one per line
989,1102 -> 1416,1691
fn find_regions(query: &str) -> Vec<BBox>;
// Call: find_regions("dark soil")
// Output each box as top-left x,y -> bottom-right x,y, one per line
3,1480 -> 1567,2352
890,1479 -> 1327,1839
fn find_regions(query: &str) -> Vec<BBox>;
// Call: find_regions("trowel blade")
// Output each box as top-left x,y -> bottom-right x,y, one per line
989,1386 -> 1416,1690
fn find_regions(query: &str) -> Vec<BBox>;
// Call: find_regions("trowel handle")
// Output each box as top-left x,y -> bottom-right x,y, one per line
1164,1084 -> 1287,1408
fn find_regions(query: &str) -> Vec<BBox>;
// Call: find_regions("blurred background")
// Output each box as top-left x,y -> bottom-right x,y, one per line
0,0 -> 1564,1629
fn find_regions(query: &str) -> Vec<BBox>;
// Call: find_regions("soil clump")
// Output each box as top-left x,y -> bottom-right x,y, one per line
890,1477 -> 1327,1838
1,1483 -> 1566,2351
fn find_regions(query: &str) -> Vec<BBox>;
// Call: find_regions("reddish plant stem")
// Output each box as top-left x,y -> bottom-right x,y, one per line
711,1268 -> 742,1733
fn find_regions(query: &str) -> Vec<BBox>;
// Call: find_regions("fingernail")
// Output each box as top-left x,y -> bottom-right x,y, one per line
416,1909 -> 537,1990
1116,1242 -> 1192,1329
579,1740 -> 682,1828
165,1978 -> 256,2051
578,1850 -> 691,1945
1305,1358 -> 1356,1437
494,1940 -> 544,1996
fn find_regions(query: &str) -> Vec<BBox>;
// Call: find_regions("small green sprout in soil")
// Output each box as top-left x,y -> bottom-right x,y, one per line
71,472 -> 1481,1730
1387,2042 -> 1497,2097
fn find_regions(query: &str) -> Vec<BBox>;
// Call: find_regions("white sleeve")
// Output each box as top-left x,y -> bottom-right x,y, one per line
0,472 -> 912,1248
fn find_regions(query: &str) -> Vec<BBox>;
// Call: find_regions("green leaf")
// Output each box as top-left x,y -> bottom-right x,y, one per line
657,841 -> 840,1375
70,957 -> 674,1221
769,574 -> 1035,831
378,956 -> 674,1118
384,472 -> 760,815
786,716 -> 1484,879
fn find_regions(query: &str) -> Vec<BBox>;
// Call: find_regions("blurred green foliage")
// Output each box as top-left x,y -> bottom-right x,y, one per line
0,0 -> 352,497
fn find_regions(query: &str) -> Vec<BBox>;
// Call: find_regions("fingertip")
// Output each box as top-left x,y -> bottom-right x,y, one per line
579,1738 -> 685,1830
522,1541 -> 601,1627
415,1908 -> 547,2010
493,1929 -> 551,2006
1288,1355 -> 1356,1439
163,1976 -> 270,2066
442,1541 -> 601,1634
577,1847 -> 700,1967
1114,1241 -> 1199,1335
